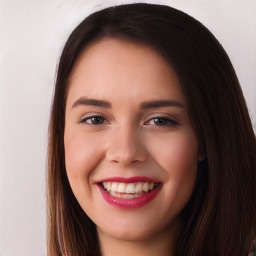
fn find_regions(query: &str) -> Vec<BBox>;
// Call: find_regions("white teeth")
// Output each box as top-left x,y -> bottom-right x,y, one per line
106,181 -> 111,191
102,181 -> 157,195
103,182 -> 107,190
143,182 -> 149,192
118,183 -> 126,193
126,183 -> 135,193
111,182 -> 118,191
135,182 -> 143,193
110,191 -> 139,199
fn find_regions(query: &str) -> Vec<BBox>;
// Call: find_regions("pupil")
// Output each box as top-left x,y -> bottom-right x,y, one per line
92,117 -> 103,124
154,118 -> 167,125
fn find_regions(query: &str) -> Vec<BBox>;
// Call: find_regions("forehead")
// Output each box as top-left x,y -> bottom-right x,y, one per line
67,38 -> 185,107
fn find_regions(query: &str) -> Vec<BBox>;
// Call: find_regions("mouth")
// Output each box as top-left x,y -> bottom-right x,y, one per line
100,181 -> 160,198
97,176 -> 162,209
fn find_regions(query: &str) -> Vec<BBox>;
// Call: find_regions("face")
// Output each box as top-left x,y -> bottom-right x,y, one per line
64,38 -> 202,242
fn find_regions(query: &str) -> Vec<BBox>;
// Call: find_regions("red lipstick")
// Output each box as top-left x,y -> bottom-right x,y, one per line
97,176 -> 162,209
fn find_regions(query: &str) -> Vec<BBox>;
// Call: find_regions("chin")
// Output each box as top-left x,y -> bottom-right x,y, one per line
99,225 -> 158,241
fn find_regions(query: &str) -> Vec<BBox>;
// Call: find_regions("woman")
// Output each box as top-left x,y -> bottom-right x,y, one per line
47,3 -> 256,255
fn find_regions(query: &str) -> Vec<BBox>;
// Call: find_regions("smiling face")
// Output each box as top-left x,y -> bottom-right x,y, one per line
64,38 -> 202,244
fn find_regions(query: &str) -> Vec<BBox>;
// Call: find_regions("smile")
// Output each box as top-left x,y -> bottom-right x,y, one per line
97,176 -> 162,209
101,181 -> 158,198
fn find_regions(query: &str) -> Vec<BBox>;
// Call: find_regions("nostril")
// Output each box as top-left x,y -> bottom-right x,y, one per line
105,130 -> 148,165
106,145 -> 148,165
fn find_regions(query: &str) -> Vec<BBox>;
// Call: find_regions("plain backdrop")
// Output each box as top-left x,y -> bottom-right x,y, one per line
0,0 -> 255,255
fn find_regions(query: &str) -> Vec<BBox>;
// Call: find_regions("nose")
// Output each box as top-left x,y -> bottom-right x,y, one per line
106,126 -> 148,166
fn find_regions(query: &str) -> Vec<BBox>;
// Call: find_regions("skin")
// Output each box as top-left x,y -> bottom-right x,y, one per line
64,38 -> 203,256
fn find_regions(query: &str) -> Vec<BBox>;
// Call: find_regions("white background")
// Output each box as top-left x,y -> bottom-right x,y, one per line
0,0 -> 255,255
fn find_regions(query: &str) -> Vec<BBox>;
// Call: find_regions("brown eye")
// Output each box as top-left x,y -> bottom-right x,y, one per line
80,115 -> 106,125
145,117 -> 178,127
153,117 -> 169,125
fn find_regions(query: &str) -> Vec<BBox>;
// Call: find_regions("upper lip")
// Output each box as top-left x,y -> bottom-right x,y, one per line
97,176 -> 161,183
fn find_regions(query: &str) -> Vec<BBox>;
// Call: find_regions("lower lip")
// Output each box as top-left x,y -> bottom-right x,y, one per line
97,184 -> 162,209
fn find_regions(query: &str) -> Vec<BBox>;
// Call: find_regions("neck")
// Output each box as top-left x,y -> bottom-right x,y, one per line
98,218 -> 180,256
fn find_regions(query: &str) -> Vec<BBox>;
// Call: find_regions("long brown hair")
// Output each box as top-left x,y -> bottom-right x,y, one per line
47,3 -> 256,255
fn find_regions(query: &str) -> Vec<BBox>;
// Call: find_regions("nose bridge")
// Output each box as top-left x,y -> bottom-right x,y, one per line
106,123 -> 147,165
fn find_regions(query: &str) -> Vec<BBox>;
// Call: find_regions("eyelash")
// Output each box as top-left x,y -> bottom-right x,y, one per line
79,115 -> 107,125
144,117 -> 178,127
79,115 -> 179,127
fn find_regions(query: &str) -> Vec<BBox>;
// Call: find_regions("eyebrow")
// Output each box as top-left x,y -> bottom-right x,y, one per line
140,100 -> 185,109
71,97 -> 185,110
71,97 -> 112,109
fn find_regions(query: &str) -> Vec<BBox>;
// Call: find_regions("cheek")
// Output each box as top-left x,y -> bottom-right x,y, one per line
148,129 -> 199,170
64,129 -> 105,189
167,138 -> 199,175
146,130 -> 199,207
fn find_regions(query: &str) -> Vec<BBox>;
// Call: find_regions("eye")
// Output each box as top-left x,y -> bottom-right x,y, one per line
79,115 -> 107,125
145,117 -> 178,127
